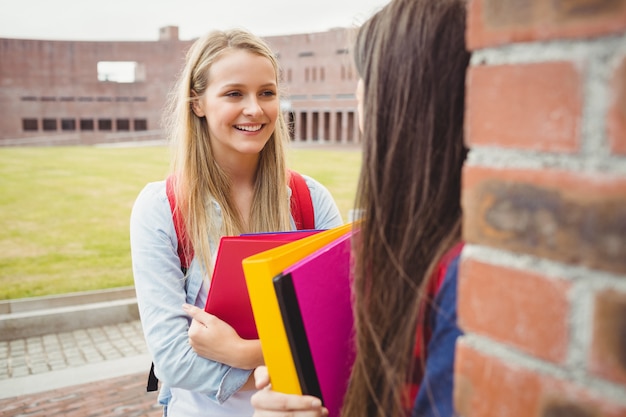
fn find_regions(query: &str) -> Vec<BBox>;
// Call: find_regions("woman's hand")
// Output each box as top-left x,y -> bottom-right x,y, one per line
251,366 -> 328,416
183,303 -> 263,369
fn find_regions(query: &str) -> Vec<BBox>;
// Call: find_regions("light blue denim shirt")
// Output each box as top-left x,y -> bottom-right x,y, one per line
130,174 -> 343,410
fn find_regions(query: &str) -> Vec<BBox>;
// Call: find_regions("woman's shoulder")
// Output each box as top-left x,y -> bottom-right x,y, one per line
298,172 -> 323,189
298,173 -> 334,201
427,242 -> 464,299
131,180 -> 169,221
299,173 -> 344,227
135,180 -> 167,204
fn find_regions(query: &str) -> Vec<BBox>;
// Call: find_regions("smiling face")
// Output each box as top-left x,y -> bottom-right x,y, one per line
191,49 -> 279,167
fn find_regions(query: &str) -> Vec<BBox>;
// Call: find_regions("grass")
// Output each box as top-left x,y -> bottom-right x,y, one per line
0,144 -> 361,300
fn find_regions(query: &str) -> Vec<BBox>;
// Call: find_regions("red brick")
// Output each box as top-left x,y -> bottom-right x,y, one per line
462,165 -> 626,274
467,0 -> 626,49
608,57 -> 626,155
589,288 -> 626,384
465,62 -> 582,153
455,340 -> 543,417
454,340 -> 626,417
458,258 -> 571,363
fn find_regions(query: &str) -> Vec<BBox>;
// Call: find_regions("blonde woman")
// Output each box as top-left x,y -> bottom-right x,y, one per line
130,29 -> 343,417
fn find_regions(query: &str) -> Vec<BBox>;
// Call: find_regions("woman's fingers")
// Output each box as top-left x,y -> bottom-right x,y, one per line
251,383 -> 327,416
254,366 -> 271,389
182,303 -> 209,324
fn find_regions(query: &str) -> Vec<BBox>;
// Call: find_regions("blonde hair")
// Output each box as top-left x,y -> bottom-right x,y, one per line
164,29 -> 292,275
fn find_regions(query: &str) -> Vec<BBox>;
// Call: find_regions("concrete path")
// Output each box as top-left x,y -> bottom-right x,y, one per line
0,289 -> 163,416
0,320 -> 159,416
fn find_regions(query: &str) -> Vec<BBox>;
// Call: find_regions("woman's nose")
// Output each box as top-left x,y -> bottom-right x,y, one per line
243,97 -> 263,117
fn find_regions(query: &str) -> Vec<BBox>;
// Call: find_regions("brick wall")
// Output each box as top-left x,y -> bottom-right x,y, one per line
456,1 -> 626,416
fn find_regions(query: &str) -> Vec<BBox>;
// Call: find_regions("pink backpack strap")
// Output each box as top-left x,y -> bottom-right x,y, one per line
166,175 -> 193,270
288,169 -> 315,230
166,171 -> 315,270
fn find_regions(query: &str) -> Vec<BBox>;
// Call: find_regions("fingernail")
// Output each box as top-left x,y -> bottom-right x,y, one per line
311,398 -> 322,407
182,303 -> 192,311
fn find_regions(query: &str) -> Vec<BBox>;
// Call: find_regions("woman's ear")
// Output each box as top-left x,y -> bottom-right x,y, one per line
190,90 -> 205,117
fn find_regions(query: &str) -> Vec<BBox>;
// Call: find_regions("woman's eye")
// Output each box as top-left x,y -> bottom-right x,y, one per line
261,90 -> 277,97
225,91 -> 242,97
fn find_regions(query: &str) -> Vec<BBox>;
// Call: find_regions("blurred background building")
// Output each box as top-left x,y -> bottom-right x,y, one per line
0,26 -> 360,146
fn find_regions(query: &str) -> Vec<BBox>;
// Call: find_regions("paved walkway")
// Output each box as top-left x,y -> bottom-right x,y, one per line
0,320 -> 162,416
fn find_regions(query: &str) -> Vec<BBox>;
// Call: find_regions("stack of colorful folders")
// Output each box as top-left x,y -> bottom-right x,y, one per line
203,223 -> 356,417
242,223 -> 356,417
204,229 -> 321,339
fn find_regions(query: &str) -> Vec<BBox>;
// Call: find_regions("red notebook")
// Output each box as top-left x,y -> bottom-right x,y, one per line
205,230 -> 320,340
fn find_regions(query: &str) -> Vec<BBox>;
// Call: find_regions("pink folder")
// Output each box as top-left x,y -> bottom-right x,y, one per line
205,230 -> 320,340
273,229 -> 356,417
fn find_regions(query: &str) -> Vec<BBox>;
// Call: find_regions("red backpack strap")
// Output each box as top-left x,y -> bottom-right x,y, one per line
404,241 -> 464,408
166,171 -> 313,269
166,175 -> 193,271
288,170 -> 315,230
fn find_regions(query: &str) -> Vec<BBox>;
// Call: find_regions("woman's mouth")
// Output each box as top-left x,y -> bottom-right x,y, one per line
234,124 -> 263,132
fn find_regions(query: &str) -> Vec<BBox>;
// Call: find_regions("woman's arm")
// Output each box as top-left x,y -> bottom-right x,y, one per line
130,181 -> 252,403
184,303 -> 264,370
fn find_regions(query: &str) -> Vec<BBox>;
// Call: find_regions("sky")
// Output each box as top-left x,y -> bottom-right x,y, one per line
0,0 -> 391,41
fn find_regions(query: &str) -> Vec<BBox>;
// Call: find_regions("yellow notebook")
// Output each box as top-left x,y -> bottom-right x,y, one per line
242,223 -> 353,394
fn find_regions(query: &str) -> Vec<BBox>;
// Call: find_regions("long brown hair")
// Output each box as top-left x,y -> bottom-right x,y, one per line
164,29 -> 292,276
342,0 -> 470,415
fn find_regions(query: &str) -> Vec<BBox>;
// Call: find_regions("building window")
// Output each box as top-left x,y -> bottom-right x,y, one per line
298,51 -> 314,57
22,118 -> 38,131
287,69 -> 292,83
80,119 -> 94,131
97,61 -> 145,83
21,96 -> 37,101
134,119 -> 148,131
60,97 -> 75,102
78,97 -> 93,102
98,119 -> 112,131
320,67 -> 325,82
312,67 -> 317,82
61,119 -> 76,131
305,68 -> 310,82
42,119 -> 57,131
341,66 -> 345,81
40,97 -> 56,102
116,119 -> 130,131
132,96 -> 147,102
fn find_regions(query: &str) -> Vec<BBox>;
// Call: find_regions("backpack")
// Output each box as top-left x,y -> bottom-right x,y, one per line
146,169 -> 315,392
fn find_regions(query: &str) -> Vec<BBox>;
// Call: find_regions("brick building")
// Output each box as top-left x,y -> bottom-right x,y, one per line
0,26 -> 360,146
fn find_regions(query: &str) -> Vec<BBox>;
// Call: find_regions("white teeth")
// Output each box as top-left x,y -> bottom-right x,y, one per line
235,124 -> 262,132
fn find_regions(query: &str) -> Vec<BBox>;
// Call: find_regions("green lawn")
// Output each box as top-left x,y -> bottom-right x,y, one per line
0,144 -> 361,300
